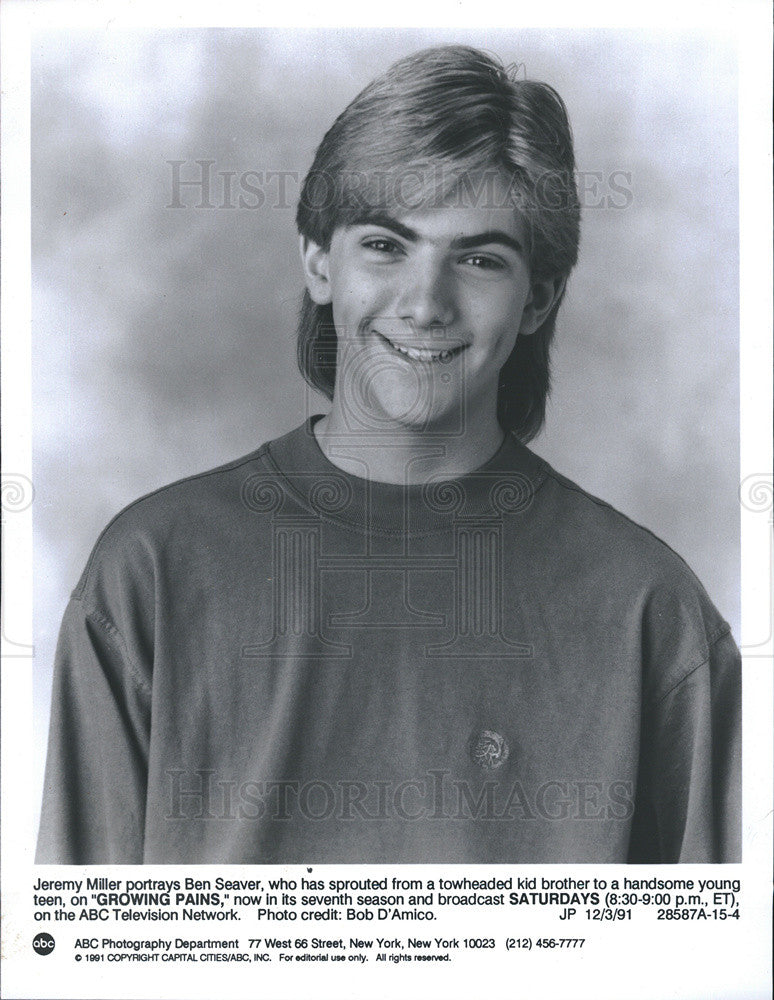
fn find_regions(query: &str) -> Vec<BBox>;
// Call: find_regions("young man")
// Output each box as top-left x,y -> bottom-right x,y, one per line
37,45 -> 740,864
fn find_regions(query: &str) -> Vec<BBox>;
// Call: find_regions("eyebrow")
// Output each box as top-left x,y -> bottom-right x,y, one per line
350,213 -> 419,242
349,212 -> 524,256
451,231 -> 524,255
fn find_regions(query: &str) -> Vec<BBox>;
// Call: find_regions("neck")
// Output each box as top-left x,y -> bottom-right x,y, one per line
313,404 -> 507,485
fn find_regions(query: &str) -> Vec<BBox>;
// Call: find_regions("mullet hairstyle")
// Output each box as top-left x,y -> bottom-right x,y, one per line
295,45 -> 581,442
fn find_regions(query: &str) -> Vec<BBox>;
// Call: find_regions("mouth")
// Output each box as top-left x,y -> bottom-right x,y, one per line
372,329 -> 467,364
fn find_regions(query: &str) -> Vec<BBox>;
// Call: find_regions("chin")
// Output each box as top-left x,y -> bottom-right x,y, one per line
373,392 -> 462,434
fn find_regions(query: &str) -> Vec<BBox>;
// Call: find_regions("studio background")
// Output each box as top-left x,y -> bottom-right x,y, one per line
31,28 -> 739,828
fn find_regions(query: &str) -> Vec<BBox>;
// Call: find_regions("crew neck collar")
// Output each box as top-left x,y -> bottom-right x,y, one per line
263,417 -> 547,535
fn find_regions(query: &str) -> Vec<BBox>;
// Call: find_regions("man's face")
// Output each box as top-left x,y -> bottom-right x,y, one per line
302,171 -> 554,434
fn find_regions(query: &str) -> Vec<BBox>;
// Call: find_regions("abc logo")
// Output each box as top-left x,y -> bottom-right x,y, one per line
33,932 -> 55,956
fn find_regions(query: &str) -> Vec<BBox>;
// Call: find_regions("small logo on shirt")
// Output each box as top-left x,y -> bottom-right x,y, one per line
470,730 -> 509,771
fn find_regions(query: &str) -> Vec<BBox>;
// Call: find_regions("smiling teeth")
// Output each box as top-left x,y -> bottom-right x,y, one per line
388,341 -> 455,362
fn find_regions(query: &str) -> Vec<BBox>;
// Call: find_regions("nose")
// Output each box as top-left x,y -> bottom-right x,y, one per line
396,256 -> 455,330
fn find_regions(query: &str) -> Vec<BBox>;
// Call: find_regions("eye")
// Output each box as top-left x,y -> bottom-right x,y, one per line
361,237 -> 403,255
461,253 -> 506,271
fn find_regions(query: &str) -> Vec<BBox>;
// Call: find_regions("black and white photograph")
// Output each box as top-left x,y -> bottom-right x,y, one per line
1,5 -> 771,999
31,26 -> 742,865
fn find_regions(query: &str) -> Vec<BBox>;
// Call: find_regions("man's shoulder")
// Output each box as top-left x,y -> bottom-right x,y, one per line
535,459 -> 698,577
71,426 -> 307,604
531,456 -> 733,658
93,419 -> 312,531
95,445 -> 269,536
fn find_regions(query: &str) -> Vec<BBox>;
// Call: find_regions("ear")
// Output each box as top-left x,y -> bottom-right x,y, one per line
518,274 -> 566,337
300,235 -> 333,305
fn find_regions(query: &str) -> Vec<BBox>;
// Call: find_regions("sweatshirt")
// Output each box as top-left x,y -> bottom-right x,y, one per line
36,418 -> 741,863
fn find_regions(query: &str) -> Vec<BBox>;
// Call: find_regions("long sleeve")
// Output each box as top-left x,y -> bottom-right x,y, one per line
628,628 -> 741,863
36,596 -> 152,864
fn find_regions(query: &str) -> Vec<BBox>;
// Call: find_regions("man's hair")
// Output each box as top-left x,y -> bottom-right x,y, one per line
295,45 -> 581,441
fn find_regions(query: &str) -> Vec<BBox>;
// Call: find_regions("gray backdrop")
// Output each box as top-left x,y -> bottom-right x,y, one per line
31,28 -> 739,820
